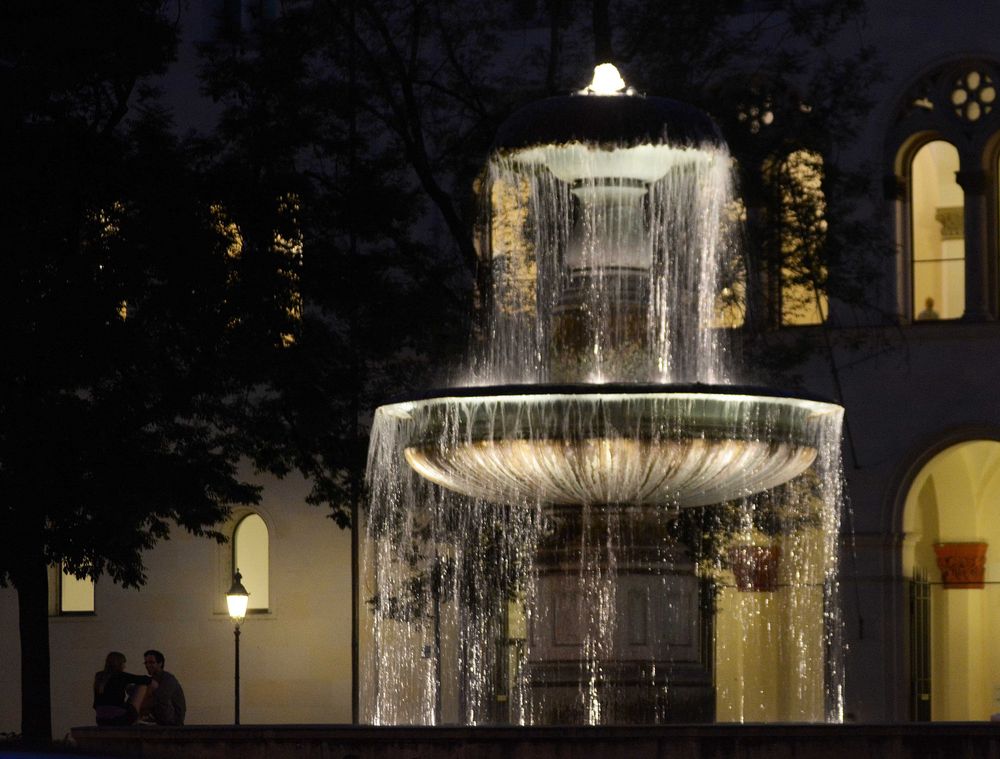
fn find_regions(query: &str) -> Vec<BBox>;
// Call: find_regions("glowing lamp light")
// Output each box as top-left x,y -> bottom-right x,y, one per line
226,570 -> 250,624
225,569 -> 250,724
582,63 -> 627,95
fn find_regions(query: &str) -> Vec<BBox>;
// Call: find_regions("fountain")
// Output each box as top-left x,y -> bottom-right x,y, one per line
363,65 -> 845,725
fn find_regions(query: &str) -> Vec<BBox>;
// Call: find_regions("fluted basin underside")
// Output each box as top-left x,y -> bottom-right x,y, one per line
378,385 -> 842,508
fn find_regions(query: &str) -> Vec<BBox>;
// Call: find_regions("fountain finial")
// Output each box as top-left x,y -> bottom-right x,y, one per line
580,63 -> 630,96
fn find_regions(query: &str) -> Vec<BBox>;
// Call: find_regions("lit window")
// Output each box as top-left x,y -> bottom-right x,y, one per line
890,61 -> 1000,322
764,150 -> 828,325
911,141 -> 964,321
234,513 -> 269,611
713,199 -> 746,329
60,566 -> 95,614
949,70 -> 995,123
211,198 -> 302,346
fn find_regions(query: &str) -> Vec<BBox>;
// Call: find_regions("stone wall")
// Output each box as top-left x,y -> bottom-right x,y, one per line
70,724 -> 1000,759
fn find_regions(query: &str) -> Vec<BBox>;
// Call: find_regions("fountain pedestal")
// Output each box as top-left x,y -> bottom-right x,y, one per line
525,507 -> 714,723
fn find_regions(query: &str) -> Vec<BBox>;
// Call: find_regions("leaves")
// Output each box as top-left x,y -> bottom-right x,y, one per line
0,1 -> 263,590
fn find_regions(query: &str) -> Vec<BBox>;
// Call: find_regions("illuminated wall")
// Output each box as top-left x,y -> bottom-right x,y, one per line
0,468 -> 353,738
902,441 -> 1000,720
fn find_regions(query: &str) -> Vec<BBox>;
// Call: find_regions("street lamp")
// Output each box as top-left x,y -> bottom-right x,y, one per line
226,569 -> 249,725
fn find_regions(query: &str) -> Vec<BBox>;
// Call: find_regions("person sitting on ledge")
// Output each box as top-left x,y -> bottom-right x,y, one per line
140,648 -> 186,726
93,651 -> 150,726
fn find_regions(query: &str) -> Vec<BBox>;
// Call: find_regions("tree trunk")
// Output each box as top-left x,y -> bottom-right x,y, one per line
15,545 -> 53,743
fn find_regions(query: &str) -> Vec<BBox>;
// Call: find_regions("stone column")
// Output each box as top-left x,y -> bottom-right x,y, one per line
955,169 -> 994,321
932,542 -> 988,718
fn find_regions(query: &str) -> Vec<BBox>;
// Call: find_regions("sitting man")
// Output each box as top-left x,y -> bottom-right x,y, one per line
141,649 -> 187,725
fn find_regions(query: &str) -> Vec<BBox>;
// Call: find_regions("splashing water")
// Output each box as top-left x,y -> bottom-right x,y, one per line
474,144 -> 738,386
362,74 -> 845,725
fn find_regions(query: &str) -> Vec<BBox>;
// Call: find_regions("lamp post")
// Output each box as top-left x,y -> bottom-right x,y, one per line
226,570 -> 249,725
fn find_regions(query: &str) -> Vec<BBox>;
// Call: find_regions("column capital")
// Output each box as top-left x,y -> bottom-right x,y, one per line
934,542 -> 987,589
955,169 -> 990,194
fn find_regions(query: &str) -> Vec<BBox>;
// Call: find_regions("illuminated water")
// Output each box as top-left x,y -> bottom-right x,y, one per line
361,89 -> 845,725
476,145 -> 737,385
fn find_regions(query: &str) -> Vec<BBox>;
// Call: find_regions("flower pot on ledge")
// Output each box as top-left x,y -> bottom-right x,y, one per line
728,544 -> 781,592
933,542 -> 988,589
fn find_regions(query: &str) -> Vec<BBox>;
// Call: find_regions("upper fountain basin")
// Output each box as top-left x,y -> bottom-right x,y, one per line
494,94 -> 725,153
378,384 -> 843,508
494,94 -> 726,184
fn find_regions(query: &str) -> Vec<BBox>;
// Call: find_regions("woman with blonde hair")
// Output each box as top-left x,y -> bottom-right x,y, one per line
93,651 -> 150,725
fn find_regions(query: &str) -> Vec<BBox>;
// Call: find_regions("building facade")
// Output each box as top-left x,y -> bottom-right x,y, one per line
0,469 -> 353,739
796,4 -> 1000,722
5,1 -> 1000,735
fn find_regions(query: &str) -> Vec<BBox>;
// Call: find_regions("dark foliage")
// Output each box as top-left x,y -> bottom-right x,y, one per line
0,0 -> 297,741
0,0 -> 885,739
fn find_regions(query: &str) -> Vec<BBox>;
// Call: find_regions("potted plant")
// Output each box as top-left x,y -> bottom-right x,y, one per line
669,469 -> 825,594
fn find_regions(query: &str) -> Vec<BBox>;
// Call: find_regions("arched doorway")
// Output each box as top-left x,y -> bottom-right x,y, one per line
902,439 -> 1000,720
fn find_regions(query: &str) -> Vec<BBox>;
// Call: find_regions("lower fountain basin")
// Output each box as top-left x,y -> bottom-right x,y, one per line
377,384 -> 842,508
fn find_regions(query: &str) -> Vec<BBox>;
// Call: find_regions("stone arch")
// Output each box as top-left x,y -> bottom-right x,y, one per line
888,425 -> 1000,540
886,58 -> 1000,322
891,429 -> 1000,720
886,57 -> 1000,164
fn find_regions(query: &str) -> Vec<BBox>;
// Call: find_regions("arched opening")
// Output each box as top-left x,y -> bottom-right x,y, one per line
234,513 -> 270,612
901,440 -> 1000,720
910,140 -> 965,320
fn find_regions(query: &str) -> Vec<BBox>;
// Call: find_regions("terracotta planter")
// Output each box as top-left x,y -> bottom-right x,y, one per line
728,544 -> 781,592
933,542 -> 988,589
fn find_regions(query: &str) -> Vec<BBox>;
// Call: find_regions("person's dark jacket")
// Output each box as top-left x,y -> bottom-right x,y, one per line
93,671 -> 151,709
149,670 -> 187,725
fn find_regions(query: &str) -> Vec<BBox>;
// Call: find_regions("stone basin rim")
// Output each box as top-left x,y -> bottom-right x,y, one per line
378,382 -> 840,408
386,384 -> 842,506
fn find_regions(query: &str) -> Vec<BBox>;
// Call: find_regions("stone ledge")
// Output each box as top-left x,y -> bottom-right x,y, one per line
70,723 -> 1000,759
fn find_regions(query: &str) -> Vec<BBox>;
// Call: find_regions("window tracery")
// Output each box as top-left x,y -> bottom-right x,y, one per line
890,59 -> 1000,322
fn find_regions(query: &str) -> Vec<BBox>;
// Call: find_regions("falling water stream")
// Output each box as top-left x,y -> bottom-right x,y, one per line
362,66 -> 845,725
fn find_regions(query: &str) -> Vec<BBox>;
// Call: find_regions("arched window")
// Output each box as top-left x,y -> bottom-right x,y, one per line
890,59 -> 1000,322
911,141 -> 964,320
234,513 -> 269,612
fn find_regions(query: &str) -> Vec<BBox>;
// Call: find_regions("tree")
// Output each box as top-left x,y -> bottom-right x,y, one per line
187,0 -> 885,727
613,0 -> 893,386
195,0 -> 493,526
0,1 -> 291,742
194,0 -> 887,598
255,0 -> 891,397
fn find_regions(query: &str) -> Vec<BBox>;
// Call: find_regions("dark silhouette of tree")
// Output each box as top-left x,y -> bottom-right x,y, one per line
0,0 -> 887,740
614,0 -> 891,385
196,0 -> 506,526
0,0 -> 297,742
193,0 -> 886,564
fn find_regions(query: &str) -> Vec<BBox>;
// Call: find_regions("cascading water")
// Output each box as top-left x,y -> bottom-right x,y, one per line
362,64 -> 845,725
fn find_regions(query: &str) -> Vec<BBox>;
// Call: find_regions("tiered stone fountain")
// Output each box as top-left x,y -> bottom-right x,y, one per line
363,65 -> 845,725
